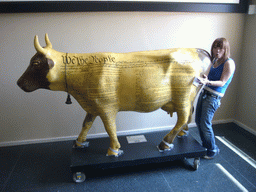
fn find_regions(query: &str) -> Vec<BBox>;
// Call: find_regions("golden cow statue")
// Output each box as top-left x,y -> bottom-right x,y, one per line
17,34 -> 211,157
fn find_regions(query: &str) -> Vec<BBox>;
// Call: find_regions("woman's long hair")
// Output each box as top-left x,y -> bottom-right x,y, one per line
211,38 -> 230,65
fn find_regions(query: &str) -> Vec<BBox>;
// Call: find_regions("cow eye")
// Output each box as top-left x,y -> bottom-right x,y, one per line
32,61 -> 40,66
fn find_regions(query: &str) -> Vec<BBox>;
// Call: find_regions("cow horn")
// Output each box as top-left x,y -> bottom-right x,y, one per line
45,33 -> 52,49
34,35 -> 47,55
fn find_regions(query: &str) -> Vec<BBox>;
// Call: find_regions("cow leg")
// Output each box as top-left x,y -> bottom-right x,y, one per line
177,124 -> 189,137
100,111 -> 123,157
162,101 -> 189,137
76,113 -> 97,147
158,108 -> 190,151
177,104 -> 194,137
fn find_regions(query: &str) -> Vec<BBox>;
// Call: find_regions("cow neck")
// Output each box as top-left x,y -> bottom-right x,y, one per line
65,53 -> 72,104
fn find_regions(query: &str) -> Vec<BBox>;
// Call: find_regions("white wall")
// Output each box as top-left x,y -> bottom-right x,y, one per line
235,14 -> 256,131
0,12 -> 245,145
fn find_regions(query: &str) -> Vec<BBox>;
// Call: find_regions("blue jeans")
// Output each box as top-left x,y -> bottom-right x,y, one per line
195,91 -> 221,156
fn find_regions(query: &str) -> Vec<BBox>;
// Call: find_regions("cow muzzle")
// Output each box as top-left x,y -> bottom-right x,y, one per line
17,78 -> 38,92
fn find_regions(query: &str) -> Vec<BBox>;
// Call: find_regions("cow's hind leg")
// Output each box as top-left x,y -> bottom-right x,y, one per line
177,124 -> 189,137
75,113 -> 97,148
158,108 -> 190,151
101,111 -> 123,157
177,105 -> 194,137
162,102 -> 189,137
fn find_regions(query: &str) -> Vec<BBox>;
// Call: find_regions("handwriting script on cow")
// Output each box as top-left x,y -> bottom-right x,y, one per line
62,54 -> 116,66
62,53 -> 197,68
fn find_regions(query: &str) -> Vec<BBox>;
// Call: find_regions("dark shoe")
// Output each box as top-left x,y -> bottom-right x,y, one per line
204,148 -> 220,159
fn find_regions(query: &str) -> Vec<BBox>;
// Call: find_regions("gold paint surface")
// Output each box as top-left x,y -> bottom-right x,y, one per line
47,48 -> 205,114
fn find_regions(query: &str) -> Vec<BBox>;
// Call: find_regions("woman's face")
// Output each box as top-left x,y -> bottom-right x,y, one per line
212,43 -> 225,59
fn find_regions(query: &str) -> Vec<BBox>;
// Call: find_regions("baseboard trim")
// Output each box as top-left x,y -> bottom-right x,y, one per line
0,119 -> 255,147
212,119 -> 234,125
212,119 -> 256,136
233,120 -> 256,136
0,136 -> 78,148
0,125 -> 173,147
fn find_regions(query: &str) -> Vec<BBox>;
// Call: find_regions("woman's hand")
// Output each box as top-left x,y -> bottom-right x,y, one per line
199,74 -> 209,85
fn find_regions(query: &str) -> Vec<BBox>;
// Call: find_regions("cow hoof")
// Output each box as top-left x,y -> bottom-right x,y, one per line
177,130 -> 189,138
106,147 -> 124,157
157,140 -> 174,152
74,140 -> 89,148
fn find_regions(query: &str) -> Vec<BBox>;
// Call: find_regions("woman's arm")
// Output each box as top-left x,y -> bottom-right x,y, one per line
201,59 -> 235,87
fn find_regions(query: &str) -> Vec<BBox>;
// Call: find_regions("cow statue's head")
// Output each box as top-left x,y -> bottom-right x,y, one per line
17,34 -> 55,92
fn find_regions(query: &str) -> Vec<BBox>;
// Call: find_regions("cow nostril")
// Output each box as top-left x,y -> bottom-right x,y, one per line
17,79 -> 22,87
17,78 -> 27,90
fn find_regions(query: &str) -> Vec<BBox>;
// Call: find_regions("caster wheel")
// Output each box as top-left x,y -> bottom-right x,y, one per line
193,158 -> 200,170
73,172 -> 86,183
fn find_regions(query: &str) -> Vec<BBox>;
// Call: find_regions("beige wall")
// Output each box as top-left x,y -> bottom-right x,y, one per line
0,12 -> 246,145
235,14 -> 256,131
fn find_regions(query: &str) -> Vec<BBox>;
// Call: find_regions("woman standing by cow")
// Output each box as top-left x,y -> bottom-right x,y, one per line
196,38 -> 236,159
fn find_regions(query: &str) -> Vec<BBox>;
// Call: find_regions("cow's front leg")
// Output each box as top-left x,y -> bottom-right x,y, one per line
76,113 -> 97,148
101,111 -> 123,157
158,109 -> 189,151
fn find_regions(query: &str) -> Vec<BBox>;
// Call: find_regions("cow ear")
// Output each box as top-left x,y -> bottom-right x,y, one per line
47,58 -> 54,69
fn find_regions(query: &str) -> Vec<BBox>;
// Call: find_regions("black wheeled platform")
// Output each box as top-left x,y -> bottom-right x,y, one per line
70,130 -> 206,183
